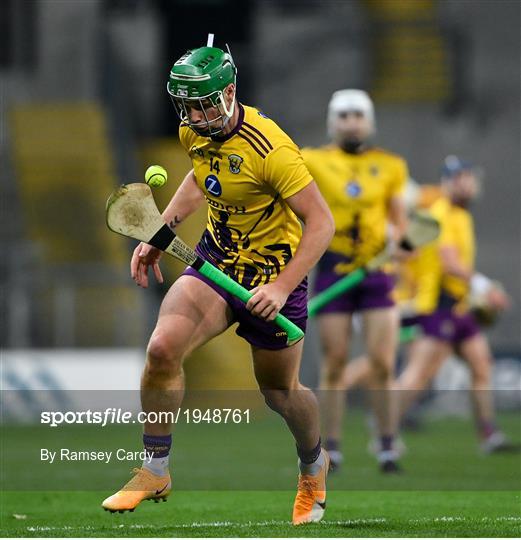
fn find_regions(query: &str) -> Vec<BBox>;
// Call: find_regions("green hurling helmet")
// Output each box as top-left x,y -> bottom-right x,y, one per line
167,44 -> 237,136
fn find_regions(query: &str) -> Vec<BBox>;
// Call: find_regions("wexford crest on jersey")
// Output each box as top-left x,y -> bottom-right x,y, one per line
228,154 -> 243,174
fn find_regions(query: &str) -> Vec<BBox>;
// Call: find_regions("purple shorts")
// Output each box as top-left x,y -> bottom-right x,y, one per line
181,267 -> 308,350
313,268 -> 395,315
416,309 -> 479,345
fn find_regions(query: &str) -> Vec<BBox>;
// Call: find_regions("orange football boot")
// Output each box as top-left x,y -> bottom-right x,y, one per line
102,468 -> 171,513
292,450 -> 330,525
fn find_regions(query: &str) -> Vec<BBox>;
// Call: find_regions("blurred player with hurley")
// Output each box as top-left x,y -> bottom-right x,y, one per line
302,90 -> 410,473
395,157 -> 514,454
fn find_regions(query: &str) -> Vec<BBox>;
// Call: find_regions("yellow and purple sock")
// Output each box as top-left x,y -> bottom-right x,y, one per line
478,420 -> 497,440
325,438 -> 340,452
297,438 -> 325,475
142,434 -> 171,476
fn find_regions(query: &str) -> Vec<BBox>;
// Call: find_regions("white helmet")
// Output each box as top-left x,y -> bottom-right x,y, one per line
327,89 -> 375,138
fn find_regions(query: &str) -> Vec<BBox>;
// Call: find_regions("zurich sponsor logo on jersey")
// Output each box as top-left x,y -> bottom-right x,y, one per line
257,110 -> 269,118
346,181 -> 362,197
205,175 -> 222,197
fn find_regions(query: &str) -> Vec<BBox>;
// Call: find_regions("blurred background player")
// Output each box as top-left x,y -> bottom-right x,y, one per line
395,157 -> 513,453
102,38 -> 335,525
302,90 -> 409,472
344,163 -> 515,454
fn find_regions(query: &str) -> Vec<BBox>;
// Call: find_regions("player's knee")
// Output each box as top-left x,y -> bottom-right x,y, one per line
323,347 -> 346,382
323,342 -> 347,363
323,361 -> 345,386
369,357 -> 393,382
146,332 -> 185,377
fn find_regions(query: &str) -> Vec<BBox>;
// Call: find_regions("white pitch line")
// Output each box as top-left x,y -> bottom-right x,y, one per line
25,515 -> 521,533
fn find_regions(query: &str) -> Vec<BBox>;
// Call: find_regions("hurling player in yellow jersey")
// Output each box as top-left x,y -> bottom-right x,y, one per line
102,38 -> 335,525
302,90 -> 409,473
396,157 -> 513,453
340,175 -> 514,455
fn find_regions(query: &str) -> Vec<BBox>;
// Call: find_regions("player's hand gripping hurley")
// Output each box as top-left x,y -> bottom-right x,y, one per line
308,211 -> 440,317
106,183 -> 304,346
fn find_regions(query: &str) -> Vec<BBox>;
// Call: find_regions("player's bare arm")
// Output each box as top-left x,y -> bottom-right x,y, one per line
388,195 -> 408,239
131,169 -> 204,288
247,181 -> 334,321
439,245 -> 472,281
161,169 -> 204,227
387,195 -> 412,261
441,247 -> 509,310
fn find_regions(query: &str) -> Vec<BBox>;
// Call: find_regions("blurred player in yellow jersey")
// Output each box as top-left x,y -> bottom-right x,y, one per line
396,157 -> 513,453
102,38 -> 335,524
302,90 -> 409,472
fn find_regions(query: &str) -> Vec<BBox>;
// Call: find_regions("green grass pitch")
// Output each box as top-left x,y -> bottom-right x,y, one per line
2,491 -> 520,537
1,411 -> 520,536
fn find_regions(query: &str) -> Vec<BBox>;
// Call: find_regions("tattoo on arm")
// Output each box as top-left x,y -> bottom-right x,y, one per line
169,215 -> 182,230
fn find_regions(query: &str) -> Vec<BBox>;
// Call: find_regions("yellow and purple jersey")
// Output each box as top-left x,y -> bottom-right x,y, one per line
417,184 -> 443,209
395,194 -> 475,314
179,103 -> 313,288
394,242 -> 441,314
301,145 -> 408,273
431,196 -> 475,303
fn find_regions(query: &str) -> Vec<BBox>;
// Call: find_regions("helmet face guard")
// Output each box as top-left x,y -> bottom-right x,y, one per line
167,45 -> 237,137
167,87 -> 235,137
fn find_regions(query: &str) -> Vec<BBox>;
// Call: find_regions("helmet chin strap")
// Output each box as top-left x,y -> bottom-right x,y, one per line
214,89 -> 236,134
220,89 -> 236,121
